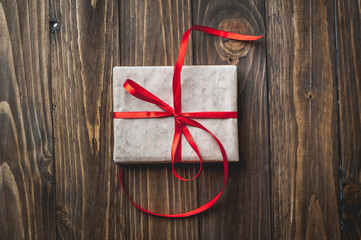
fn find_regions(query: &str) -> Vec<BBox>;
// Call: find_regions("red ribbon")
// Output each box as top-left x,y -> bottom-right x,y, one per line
114,25 -> 262,217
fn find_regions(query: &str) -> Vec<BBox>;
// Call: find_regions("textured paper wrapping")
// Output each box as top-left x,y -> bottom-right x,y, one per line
113,65 -> 239,163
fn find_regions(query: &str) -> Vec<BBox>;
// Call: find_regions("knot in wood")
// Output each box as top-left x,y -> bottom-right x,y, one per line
50,21 -> 60,34
216,19 -> 253,64
343,180 -> 361,209
304,91 -> 314,100
56,210 -> 71,232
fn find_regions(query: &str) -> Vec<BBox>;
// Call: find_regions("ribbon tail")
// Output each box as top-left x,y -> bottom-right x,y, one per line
171,123 -> 182,164
119,166 -> 225,217
177,116 -> 228,183
171,125 -> 203,181
118,116 -> 229,218
172,24 -> 263,120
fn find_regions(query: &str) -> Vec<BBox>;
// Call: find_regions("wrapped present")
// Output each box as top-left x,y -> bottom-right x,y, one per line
113,65 -> 239,163
114,25 -> 262,217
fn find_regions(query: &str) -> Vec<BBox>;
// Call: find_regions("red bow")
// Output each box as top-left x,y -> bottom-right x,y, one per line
114,25 -> 262,217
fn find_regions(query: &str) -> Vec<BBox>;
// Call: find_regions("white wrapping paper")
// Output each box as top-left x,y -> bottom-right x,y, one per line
113,65 -> 239,163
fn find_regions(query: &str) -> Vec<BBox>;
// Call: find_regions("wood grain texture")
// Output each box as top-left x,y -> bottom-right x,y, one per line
192,0 -> 271,239
0,163 -> 24,239
266,0 -> 341,239
0,0 -> 55,239
120,1 -> 199,239
2,0 -> 355,238
336,0 -> 361,239
49,0 -> 123,239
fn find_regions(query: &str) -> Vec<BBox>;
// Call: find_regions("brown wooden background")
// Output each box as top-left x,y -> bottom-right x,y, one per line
0,0 -> 360,239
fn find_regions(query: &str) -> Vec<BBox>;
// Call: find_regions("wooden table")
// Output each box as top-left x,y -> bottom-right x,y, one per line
0,0 -> 360,239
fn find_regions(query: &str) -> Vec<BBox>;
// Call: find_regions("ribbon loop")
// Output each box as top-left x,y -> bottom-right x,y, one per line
114,25 -> 263,217
124,79 -> 175,115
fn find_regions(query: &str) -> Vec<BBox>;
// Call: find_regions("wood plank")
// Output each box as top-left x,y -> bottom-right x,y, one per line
192,1 -> 271,239
49,0 -> 124,239
336,0 -> 361,239
120,1 -> 199,239
0,163 -> 24,239
0,0 -> 55,239
266,0 -> 341,239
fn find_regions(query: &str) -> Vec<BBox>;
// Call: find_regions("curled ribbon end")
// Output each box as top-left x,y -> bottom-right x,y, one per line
123,79 -> 133,88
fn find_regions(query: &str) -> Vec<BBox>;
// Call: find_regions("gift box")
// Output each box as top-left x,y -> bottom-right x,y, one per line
113,65 -> 239,163
114,25 -> 263,218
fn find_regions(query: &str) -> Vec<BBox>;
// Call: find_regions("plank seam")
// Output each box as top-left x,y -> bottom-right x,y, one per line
48,0 -> 58,239
333,0 -> 344,238
263,0 -> 273,239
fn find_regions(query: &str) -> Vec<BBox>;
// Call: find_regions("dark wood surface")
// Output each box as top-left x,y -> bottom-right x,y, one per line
266,0 -> 341,239
0,0 -> 55,239
0,0 -> 360,239
336,0 -> 361,239
49,0 -> 120,239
